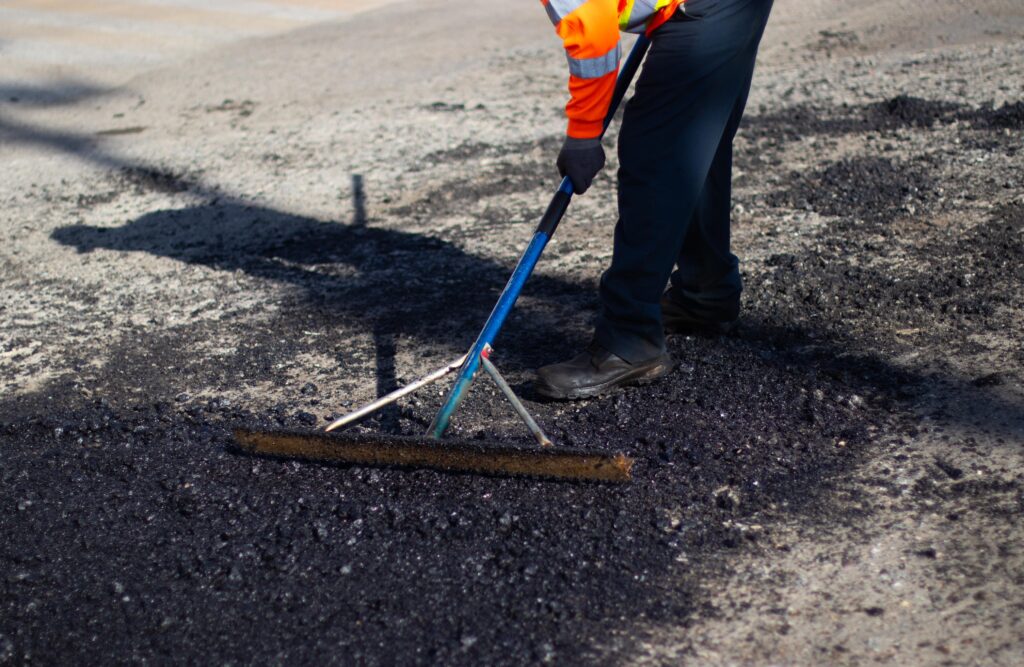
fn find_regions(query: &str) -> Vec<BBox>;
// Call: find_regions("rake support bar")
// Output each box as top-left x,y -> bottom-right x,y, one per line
479,347 -> 552,448
324,354 -> 467,432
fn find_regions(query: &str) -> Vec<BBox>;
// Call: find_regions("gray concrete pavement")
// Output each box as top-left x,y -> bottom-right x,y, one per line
0,0 -> 400,85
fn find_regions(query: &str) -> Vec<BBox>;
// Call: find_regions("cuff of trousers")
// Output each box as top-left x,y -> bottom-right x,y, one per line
592,324 -> 667,366
562,136 -> 603,150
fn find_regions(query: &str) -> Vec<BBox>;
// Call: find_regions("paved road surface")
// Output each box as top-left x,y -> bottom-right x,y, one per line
0,0 -> 398,85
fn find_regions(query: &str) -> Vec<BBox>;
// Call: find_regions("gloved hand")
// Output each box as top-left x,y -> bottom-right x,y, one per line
556,137 -> 605,194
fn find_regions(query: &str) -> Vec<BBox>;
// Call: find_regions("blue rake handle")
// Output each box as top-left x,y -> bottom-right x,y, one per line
428,35 -> 651,439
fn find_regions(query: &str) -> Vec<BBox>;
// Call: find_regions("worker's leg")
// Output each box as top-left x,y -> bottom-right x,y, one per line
666,61 -> 756,324
594,0 -> 773,362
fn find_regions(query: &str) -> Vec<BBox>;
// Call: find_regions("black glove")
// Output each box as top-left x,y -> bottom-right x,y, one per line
556,137 -> 605,195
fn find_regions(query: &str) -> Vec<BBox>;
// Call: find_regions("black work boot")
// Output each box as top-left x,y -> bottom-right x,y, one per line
660,291 -> 739,335
534,342 -> 674,400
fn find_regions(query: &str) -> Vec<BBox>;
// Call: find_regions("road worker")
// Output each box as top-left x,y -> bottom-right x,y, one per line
535,0 -> 774,399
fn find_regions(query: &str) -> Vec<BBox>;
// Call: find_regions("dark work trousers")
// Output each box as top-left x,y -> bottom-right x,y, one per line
594,0 -> 773,363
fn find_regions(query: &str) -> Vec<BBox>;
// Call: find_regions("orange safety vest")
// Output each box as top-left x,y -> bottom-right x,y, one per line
541,0 -> 682,139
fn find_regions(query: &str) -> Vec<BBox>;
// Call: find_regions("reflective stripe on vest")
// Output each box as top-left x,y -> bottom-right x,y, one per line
618,0 -> 676,33
543,0 -> 671,32
565,42 -> 621,78
544,0 -> 587,24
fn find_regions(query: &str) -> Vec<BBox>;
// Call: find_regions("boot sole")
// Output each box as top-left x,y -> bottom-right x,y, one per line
534,357 -> 675,401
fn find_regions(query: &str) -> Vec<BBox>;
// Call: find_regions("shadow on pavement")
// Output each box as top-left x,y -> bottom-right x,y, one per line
0,78 -> 109,107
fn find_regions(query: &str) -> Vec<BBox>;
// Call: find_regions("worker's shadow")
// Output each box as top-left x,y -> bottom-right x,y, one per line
51,176 -> 593,419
